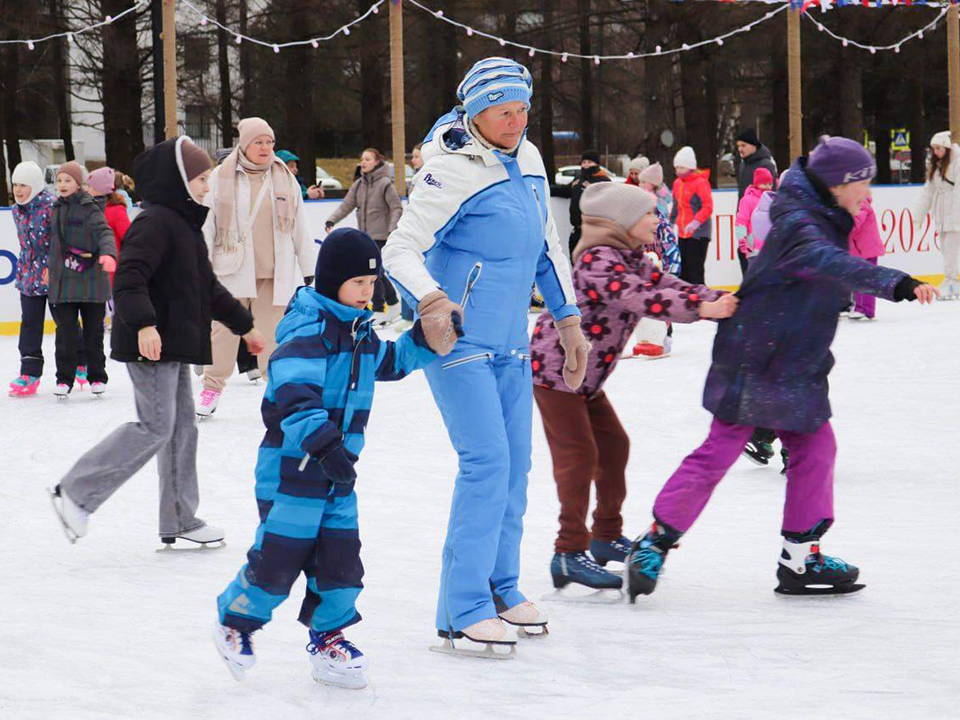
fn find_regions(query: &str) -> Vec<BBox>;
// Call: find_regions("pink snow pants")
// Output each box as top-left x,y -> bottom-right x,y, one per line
653,418 -> 836,534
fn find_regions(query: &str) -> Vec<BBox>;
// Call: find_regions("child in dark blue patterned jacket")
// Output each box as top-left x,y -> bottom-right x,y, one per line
214,228 -> 459,690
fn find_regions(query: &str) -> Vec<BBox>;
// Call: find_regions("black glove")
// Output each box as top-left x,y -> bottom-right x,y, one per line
894,277 -> 922,302
303,276 -> 314,287
315,443 -> 358,484
325,221 -> 335,231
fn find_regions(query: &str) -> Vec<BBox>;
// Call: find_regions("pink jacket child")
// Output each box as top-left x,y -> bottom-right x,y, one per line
848,195 -> 885,320
735,167 -> 774,257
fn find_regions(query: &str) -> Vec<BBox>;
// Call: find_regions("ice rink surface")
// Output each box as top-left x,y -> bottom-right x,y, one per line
2,300 -> 958,719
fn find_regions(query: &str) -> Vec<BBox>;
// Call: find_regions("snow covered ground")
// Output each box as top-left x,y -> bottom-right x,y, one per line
2,300 -> 958,719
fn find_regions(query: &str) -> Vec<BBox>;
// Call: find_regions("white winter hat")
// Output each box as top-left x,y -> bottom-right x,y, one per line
673,146 -> 697,170
629,156 -> 650,173
11,161 -> 45,205
931,131 -> 952,149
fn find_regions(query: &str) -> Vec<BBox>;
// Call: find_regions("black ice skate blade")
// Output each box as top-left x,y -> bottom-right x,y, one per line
774,582 -> 865,596
541,588 -> 624,605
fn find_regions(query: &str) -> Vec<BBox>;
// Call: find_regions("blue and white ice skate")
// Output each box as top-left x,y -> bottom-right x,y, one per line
589,535 -> 632,566
626,520 -> 683,603
775,522 -> 864,596
307,630 -> 369,689
543,552 -> 623,604
213,621 -> 256,681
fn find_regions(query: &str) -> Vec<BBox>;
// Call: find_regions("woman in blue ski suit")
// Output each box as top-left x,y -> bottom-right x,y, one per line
383,58 -> 589,643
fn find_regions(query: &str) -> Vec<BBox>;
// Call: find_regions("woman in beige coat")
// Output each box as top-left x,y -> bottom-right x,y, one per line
915,131 -> 960,300
198,117 -> 315,417
326,148 -> 403,319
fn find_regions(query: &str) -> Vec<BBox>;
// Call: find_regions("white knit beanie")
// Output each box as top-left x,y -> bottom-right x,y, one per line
580,182 -> 657,231
673,146 -> 697,170
639,162 -> 664,187
629,156 -> 650,173
931,131 -> 952,149
11,161 -> 45,205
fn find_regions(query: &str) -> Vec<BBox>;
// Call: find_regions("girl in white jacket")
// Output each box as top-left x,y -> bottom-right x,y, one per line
915,131 -> 960,299
198,117 -> 315,417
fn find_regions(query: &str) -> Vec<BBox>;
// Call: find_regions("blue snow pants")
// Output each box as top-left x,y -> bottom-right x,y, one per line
425,346 -> 533,633
217,481 -> 363,635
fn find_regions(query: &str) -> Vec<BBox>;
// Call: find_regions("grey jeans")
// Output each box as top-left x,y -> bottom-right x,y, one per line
60,362 -> 205,537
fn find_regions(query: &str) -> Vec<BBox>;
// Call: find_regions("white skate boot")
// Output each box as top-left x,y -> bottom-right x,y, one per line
498,601 -> 549,638
431,618 -> 518,660
213,621 -> 256,680
196,389 -> 221,419
307,630 -> 369,689
48,485 -> 89,543
160,524 -> 225,550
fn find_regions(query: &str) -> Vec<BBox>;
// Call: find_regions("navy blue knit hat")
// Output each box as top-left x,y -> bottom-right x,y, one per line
314,228 -> 382,301
457,57 -> 533,120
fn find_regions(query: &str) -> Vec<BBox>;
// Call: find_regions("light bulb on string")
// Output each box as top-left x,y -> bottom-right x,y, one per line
842,38 -> 848,47
528,48 -> 535,57
627,51 -> 634,58
311,39 -> 319,49
561,52 -> 568,63
717,38 -> 724,46
344,27 -> 351,35
435,10 -> 443,17
655,45 -> 662,54
106,15 -> 113,23
235,34 -> 242,44
466,27 -> 473,36
27,40 -> 34,50
918,31 -> 924,40
372,5 -> 378,13
894,45 -> 901,53
273,44 -> 280,53
499,38 -> 506,47
682,43 -> 689,50
869,46 -> 876,54
200,17 -> 207,26
594,55 -> 600,65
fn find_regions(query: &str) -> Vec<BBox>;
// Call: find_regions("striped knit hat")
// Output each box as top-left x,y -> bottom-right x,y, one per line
457,57 -> 533,120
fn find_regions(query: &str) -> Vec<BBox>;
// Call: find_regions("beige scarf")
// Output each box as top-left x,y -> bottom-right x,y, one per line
214,148 -> 298,252
572,215 -> 649,263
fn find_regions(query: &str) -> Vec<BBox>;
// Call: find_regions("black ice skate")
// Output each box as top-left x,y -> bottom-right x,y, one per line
625,520 -> 682,603
775,521 -> 864,596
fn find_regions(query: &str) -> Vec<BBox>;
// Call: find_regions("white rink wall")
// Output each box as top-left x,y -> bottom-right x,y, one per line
0,184 -> 944,330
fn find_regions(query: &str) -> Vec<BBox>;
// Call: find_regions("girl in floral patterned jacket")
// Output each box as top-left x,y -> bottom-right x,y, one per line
9,162 -> 56,396
530,182 -> 738,591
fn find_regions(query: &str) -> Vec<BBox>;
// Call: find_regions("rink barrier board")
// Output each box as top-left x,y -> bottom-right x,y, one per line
0,185 -> 944,334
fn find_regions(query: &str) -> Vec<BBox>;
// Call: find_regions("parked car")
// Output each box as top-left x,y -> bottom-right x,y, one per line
554,165 -> 624,185
314,165 -> 343,191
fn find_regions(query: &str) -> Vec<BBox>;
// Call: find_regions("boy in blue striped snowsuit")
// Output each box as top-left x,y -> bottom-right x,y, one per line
214,229 -> 459,689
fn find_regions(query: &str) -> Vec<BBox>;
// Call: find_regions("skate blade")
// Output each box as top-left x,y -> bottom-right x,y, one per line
157,539 -> 226,552
515,625 -> 549,639
48,487 -> 78,544
311,666 -> 368,690
214,648 -> 249,682
428,638 -> 516,660
540,588 -> 624,605
774,582 -> 865,596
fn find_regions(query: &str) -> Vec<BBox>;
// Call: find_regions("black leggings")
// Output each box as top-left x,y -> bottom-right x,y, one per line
678,238 -> 709,286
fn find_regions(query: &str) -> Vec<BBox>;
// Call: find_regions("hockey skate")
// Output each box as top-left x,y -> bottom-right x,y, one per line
774,521 -> 864,596
589,536 -> 632,567
48,485 -> 89,543
159,524 -> 225,551
53,383 -> 71,400
196,389 -> 221,419
431,618 -> 517,660
625,520 -> 682,603
213,621 -> 256,681
307,629 -> 369,689
542,552 -> 623,604
9,375 -> 39,397
497,600 -> 549,638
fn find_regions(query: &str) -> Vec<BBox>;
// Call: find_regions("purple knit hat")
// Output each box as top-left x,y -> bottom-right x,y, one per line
807,136 -> 876,187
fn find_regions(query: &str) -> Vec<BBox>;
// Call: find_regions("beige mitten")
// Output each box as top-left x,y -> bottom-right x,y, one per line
555,316 -> 590,390
417,290 -> 464,356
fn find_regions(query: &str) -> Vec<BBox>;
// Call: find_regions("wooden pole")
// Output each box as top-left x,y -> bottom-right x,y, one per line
389,0 -> 406,194
162,0 -> 178,139
787,5 -> 802,159
949,4 -> 960,142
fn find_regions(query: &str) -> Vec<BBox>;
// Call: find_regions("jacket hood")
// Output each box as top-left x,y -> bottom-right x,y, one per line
756,190 -> 776,213
678,168 -> 711,183
16,189 -> 54,216
277,286 -> 373,344
420,106 -> 526,168
363,162 -> 392,184
771,158 -> 852,236
133,137 -> 209,229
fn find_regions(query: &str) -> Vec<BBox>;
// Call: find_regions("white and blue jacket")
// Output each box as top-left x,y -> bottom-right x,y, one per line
383,109 -> 580,354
